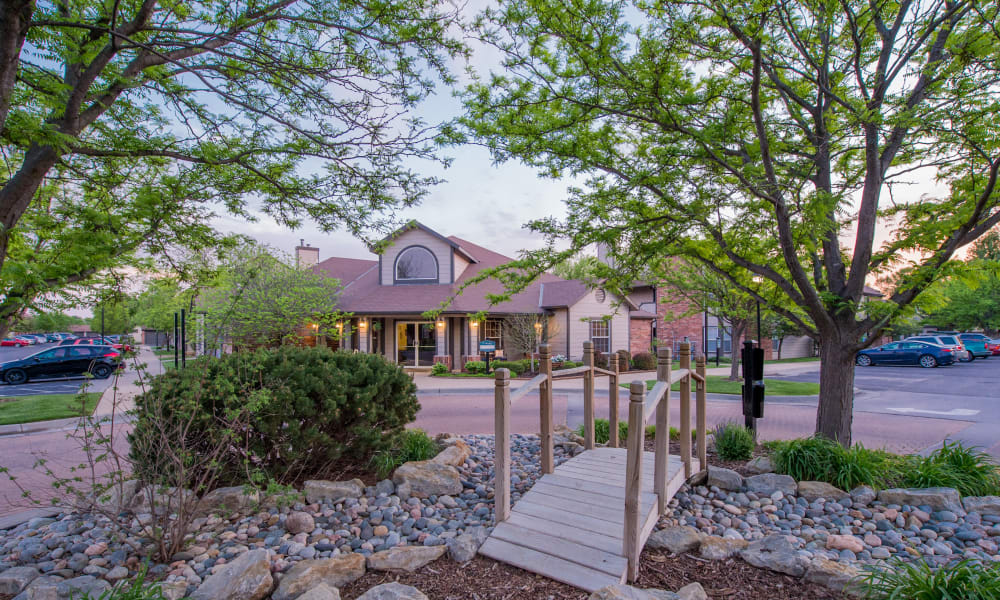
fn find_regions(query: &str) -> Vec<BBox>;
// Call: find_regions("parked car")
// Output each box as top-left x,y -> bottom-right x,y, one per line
14,335 -> 37,345
957,333 -> 993,358
857,341 -> 956,368
1,338 -> 30,347
59,336 -> 132,353
906,334 -> 971,362
0,345 -> 122,384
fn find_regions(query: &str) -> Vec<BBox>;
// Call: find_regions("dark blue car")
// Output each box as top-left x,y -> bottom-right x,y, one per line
856,341 -> 955,368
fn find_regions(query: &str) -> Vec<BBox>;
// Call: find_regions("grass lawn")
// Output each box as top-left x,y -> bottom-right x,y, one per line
768,356 -> 820,364
625,376 -> 819,396
153,348 -> 177,357
0,392 -> 102,426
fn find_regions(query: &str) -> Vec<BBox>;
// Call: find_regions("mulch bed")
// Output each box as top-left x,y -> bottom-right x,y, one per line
338,551 -> 848,600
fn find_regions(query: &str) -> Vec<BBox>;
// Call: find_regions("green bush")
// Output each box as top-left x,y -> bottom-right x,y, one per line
492,359 -> 532,375
713,421 -> 755,461
632,352 -> 656,370
577,419 -> 676,444
770,437 -> 903,491
430,362 -> 449,376
862,558 -> 1000,600
371,428 -> 439,479
464,360 -> 486,374
901,441 -> 1000,497
129,347 -> 419,487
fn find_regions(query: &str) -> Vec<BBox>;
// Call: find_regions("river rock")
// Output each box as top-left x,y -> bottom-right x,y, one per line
304,479 -> 365,503
646,526 -> 704,554
963,496 -> 1000,516
431,439 -> 470,467
797,481 -> 846,502
197,486 -> 259,516
296,583 -> 341,600
699,536 -> 748,560
804,558 -> 862,592
705,467 -> 743,491
744,456 -> 774,474
676,583 -> 708,600
190,549 -> 273,600
392,461 -> 462,498
0,566 -> 40,595
366,545 -> 447,572
849,485 -> 877,506
740,534 -> 808,576
878,487 -> 963,513
286,511 -> 316,535
825,535 -> 863,553
272,554 -> 366,600
56,576 -> 113,599
745,473 -> 796,497
356,582 -> 429,600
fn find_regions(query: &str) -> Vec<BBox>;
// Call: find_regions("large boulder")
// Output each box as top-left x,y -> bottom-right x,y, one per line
304,479 -> 365,504
197,486 -> 260,516
296,583 -> 341,600
431,439 -> 470,467
744,456 -> 774,475
94,480 -> 141,512
963,496 -> 1000,516
272,554 -> 366,600
676,583 -> 708,600
356,582 -> 429,600
739,534 -> 808,577
191,549 -> 273,600
797,481 -> 846,502
446,527 -> 488,563
589,584 -> 679,599
55,576 -> 113,599
705,466 -> 743,491
849,485 -> 877,506
745,473 -> 796,497
0,566 -> 39,595
804,558 -> 863,593
877,487 -> 964,513
366,545 -> 447,572
645,526 -> 704,554
392,461 -> 462,499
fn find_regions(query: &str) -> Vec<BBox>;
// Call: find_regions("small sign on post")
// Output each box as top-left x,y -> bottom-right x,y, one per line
479,340 -> 497,373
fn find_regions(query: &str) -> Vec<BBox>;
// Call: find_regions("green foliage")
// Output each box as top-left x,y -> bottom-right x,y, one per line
14,311 -> 84,333
713,422 -> 755,461
464,360 -> 487,374
89,300 -> 134,335
492,359 -> 532,375
578,419 -> 688,444
770,437 -> 903,491
901,441 -> 1000,497
371,429 -> 439,479
552,256 -> 604,282
129,347 -> 419,487
430,362 -> 449,376
922,257 -> 1000,333
632,352 -> 656,371
862,558 -> 1000,600
78,564 -> 166,599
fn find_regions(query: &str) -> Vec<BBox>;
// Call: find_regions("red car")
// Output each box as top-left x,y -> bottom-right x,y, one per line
58,337 -> 132,353
990,339 -> 1000,356
1,338 -> 30,347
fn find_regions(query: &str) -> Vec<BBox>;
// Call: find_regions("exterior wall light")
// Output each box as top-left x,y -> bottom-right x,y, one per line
359,319 -> 368,330
436,319 -> 446,329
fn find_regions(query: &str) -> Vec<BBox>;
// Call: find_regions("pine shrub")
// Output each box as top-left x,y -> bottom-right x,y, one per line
713,421 -> 755,461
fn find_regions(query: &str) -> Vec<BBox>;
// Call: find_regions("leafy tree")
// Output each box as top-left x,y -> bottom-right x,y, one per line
89,299 -> 134,335
459,0 -> 1000,445
762,314 -> 809,360
502,312 -> 562,367
14,311 -> 83,333
552,255 -> 604,282
132,278 -> 199,348
0,0 -> 465,276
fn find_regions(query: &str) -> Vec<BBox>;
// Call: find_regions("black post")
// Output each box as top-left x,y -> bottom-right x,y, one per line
180,308 -> 186,369
174,312 -> 179,369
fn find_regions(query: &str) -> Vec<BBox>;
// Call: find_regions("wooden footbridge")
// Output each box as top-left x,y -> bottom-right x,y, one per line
480,342 -> 708,591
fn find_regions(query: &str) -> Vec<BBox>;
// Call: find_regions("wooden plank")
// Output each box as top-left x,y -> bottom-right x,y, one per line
491,522 -> 627,577
512,498 -> 624,538
569,452 -> 656,469
553,464 -> 654,486
643,381 -> 668,422
550,365 -> 591,377
511,373 -> 547,403
520,488 -> 637,526
559,456 -> 646,476
529,481 -> 656,517
593,366 -> 617,376
479,537 -> 622,592
505,512 -> 623,554
540,473 -> 658,503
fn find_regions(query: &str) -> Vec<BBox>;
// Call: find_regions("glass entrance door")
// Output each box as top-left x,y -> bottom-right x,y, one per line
396,322 -> 436,366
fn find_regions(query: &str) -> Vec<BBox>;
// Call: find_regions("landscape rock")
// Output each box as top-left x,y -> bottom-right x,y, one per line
272,554 -> 366,600
804,558 -> 863,593
197,486 -> 259,516
431,439 -> 470,467
94,480 -> 140,512
356,582 -> 429,600
160,581 -> 189,600
825,535 -> 864,554
744,456 -> 773,475
963,496 -> 1000,516
705,467 -> 743,491
797,481 -> 847,502
392,461 -> 462,498
296,583 -> 341,600
366,545 -> 447,572
745,473 -> 796,497
130,485 -> 197,514
56,576 -> 112,599
190,549 -> 273,600
286,511 -> 316,535
877,487 -> 964,513
646,526 -> 704,554
699,536 -> 748,560
589,584 -> 679,600
0,566 -> 40,595
676,582 -> 708,600
15,574 -> 64,600
849,485 -> 877,506
739,534 -> 808,576
303,479 -> 365,503
446,527 -> 487,563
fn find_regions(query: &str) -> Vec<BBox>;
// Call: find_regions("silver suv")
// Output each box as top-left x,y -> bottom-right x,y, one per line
906,335 -> 971,362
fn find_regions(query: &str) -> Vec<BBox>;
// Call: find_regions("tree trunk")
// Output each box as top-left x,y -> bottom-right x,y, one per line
728,321 -> 747,381
815,330 -> 858,446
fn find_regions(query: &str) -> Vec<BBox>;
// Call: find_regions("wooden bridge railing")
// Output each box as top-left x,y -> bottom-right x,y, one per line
623,341 -> 707,581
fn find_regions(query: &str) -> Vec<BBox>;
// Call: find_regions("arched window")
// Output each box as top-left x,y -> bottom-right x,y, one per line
394,246 -> 438,283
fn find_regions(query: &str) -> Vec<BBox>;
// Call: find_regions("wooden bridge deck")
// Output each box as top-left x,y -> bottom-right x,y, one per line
480,447 -> 699,592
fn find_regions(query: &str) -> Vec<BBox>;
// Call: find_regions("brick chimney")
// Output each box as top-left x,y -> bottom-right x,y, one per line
295,239 -> 319,268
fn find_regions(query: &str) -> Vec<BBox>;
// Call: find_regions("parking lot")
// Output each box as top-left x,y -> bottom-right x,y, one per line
0,343 -> 113,396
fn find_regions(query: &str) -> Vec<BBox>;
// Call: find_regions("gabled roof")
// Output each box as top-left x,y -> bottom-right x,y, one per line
378,221 -> 478,264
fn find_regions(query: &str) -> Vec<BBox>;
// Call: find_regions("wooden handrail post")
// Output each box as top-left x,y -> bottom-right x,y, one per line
583,341 -> 595,450
539,344 -> 554,474
680,341 -> 692,478
696,354 -> 707,471
654,346 -> 671,514
624,381 -> 646,582
609,353 -> 619,448
494,368 -> 512,522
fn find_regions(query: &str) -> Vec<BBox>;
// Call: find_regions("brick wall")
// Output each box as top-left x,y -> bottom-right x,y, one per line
655,291 -> 708,356
630,319 -> 653,355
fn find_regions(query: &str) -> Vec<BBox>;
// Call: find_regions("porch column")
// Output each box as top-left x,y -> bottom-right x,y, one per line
358,318 -> 370,353
433,318 -> 450,368
465,318 -> 480,367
